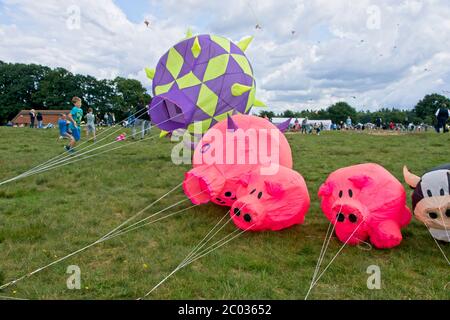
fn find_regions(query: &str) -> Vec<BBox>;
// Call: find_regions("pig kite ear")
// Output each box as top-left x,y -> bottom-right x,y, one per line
318,182 -> 333,197
403,166 -> 421,189
264,181 -> 284,198
348,175 -> 373,189
238,172 -> 252,188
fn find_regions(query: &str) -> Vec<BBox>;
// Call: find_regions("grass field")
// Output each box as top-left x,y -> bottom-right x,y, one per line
0,126 -> 449,300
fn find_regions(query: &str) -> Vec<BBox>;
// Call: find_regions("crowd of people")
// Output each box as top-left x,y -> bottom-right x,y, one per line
290,118 -> 325,135
285,104 -> 449,134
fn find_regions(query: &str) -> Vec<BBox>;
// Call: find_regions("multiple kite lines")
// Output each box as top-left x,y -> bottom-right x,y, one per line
0,102 -> 259,299
0,104 -> 449,299
0,35 -> 448,299
0,99 -> 367,299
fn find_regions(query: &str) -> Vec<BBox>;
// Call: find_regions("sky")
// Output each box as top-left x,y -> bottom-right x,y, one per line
1,0 -> 450,112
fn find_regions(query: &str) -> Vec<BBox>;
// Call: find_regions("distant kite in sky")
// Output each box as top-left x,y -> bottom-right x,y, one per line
145,31 -> 266,136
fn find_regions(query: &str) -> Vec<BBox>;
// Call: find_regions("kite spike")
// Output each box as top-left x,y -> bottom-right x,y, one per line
227,114 -> 238,131
237,36 -> 254,52
275,118 -> 291,133
253,99 -> 267,107
231,83 -> 252,96
191,37 -> 202,58
186,28 -> 193,39
145,68 -> 155,80
159,130 -> 169,138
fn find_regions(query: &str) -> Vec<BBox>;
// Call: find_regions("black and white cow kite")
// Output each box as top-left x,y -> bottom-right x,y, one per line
403,164 -> 450,242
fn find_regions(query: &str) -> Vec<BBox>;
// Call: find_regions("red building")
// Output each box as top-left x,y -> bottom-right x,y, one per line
12,110 -> 71,126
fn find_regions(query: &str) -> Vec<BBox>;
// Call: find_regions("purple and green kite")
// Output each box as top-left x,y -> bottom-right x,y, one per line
145,31 -> 266,136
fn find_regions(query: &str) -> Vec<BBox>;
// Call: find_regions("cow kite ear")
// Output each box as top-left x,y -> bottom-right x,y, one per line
348,175 -> 373,189
403,166 -> 420,189
264,181 -> 284,198
318,182 -> 333,197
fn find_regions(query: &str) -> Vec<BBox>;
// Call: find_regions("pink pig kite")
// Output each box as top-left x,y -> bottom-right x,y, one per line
183,114 -> 310,231
318,163 -> 411,249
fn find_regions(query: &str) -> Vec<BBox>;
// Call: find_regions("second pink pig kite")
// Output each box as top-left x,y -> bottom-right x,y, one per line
318,163 -> 411,249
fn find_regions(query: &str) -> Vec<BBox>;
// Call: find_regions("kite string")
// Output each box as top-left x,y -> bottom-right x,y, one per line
22,97 -> 171,176
180,203 -> 247,267
101,186 -> 207,241
25,107 -> 151,175
139,203 -> 247,299
179,209 -> 234,267
140,220 -> 254,300
4,132 -> 160,184
308,204 -> 342,295
0,99 -> 175,185
103,204 -> 201,241
182,226 -> 242,268
422,195 -> 450,264
19,103 -> 158,178
4,104 -> 151,183
0,179 -> 198,291
305,218 -> 365,300
423,221 -> 450,266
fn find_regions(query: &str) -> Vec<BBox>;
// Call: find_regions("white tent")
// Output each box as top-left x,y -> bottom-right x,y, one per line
272,117 -> 333,130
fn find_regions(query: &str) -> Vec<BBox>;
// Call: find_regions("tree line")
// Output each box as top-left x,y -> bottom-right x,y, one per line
0,61 -> 151,124
259,94 -> 450,125
1,60 -> 448,126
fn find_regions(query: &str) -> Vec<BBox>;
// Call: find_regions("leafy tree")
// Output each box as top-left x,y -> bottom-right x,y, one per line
282,110 -> 295,118
414,93 -> 450,120
113,77 -> 151,116
258,110 -> 275,120
326,102 -> 357,124
0,63 -> 50,123
0,61 -> 152,124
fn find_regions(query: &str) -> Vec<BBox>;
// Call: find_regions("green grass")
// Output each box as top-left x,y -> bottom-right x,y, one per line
0,127 -> 449,300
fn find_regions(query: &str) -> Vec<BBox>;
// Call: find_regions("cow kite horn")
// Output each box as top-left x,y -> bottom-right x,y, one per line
403,166 -> 421,189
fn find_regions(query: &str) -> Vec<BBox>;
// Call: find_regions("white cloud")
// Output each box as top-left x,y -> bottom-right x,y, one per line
1,0 -> 450,113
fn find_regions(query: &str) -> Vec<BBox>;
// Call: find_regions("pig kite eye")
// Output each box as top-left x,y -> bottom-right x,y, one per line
200,143 -> 211,153
440,189 -> 445,196
348,189 -> 353,198
224,191 -> 232,197
446,209 -> 450,217
338,190 -> 343,198
428,212 -> 438,219
258,192 -> 263,199
427,190 -> 432,197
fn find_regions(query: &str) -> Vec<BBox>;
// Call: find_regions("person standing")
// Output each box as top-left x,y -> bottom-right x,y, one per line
66,96 -> 84,152
375,117 -> 382,130
58,113 -> 74,144
132,105 -> 152,139
301,118 -> 308,134
389,121 -> 395,130
104,113 -> 109,127
435,103 -> 450,133
107,112 -> 114,127
36,112 -> 43,128
85,108 -> 96,142
346,116 -> 352,129
29,109 -> 36,128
